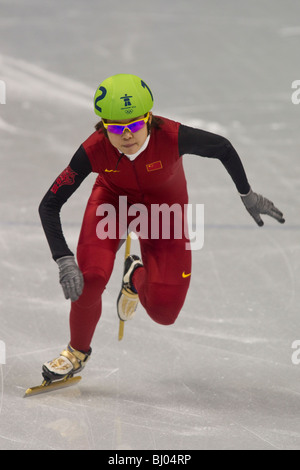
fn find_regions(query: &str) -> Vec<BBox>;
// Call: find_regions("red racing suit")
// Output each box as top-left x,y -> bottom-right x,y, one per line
39,116 -> 250,351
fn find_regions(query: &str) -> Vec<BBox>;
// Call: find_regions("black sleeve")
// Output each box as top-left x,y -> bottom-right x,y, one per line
178,124 -> 251,195
38,145 -> 92,261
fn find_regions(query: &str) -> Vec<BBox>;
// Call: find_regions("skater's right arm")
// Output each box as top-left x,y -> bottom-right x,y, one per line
38,145 -> 92,260
39,145 -> 92,302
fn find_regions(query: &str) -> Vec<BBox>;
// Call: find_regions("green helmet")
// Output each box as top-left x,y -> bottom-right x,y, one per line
94,73 -> 154,121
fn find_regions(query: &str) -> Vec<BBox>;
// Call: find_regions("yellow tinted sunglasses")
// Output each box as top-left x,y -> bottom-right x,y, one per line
102,113 -> 150,135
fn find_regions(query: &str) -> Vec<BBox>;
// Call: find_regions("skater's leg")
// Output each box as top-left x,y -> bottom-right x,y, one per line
42,242 -> 118,381
69,185 -> 122,352
132,238 -> 192,325
70,245 -> 117,352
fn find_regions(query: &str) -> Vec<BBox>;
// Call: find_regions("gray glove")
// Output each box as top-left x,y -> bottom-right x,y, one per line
56,256 -> 84,302
241,188 -> 285,227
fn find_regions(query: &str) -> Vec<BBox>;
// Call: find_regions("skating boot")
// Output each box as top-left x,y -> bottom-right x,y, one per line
117,254 -> 143,321
42,343 -> 91,383
24,344 -> 91,397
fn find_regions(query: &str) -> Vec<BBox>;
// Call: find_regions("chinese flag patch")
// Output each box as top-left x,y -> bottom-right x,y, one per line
146,161 -> 163,172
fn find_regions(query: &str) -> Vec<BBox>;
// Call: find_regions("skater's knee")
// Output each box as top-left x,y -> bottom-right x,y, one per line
143,283 -> 186,325
75,267 -> 107,307
149,310 -> 179,325
83,267 -> 107,285
146,297 -> 182,325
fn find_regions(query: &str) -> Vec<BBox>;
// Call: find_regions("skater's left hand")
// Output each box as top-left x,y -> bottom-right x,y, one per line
241,188 -> 285,227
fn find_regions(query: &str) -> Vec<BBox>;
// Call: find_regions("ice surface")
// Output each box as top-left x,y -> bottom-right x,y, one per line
0,0 -> 300,450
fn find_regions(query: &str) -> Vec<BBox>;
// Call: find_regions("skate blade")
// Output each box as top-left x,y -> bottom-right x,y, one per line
24,376 -> 82,397
118,319 -> 125,341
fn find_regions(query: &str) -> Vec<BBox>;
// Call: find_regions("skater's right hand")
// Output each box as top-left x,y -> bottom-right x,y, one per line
56,256 -> 84,302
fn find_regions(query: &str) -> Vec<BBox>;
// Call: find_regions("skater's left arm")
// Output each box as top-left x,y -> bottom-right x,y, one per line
178,124 -> 285,226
